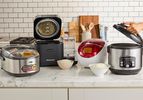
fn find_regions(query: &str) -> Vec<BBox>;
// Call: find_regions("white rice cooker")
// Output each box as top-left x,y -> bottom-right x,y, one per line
77,39 -> 107,67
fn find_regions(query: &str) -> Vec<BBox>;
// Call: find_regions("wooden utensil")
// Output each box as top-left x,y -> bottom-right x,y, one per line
79,15 -> 100,40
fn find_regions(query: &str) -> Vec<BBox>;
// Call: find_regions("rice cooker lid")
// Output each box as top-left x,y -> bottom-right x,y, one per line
113,23 -> 143,46
34,15 -> 61,40
2,45 -> 39,59
109,43 -> 141,49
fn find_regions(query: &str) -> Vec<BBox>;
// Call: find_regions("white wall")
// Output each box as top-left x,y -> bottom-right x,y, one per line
0,0 -> 143,43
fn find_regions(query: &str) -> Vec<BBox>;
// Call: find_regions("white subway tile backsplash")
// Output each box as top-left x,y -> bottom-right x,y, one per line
18,13 -> 28,17
113,7 -> 123,11
43,8 -> 53,13
4,8 -> 13,13
123,7 -> 134,11
108,12 -> 118,17
3,0 -> 13,2
104,7 -> 113,12
118,2 -> 128,6
58,2 -> 68,7
19,23 -> 29,28
8,3 -> 18,8
0,23 -> 8,28
83,7 -> 93,12
48,3 -> 58,7
1,0 -> 143,43
118,12 -> 128,17
24,18 -> 33,23
10,33 -> 20,37
5,28 -> 14,33
109,2 -> 118,7
63,7 -> 72,12
0,3 -> 8,8
4,18 -> 13,22
41,0 -> 52,2
140,2 -> 143,6
9,23 -> 18,28
14,18 -> 23,23
38,3 -> 48,7
78,2 -> 88,7
98,2 -> 109,7
13,8 -> 23,13
68,2 -> 78,7
129,12 -> 139,17
134,7 -> 143,11
24,28 -> 32,33
94,7 -> 104,12
53,8 -> 63,12
0,18 -> 3,22
0,28 -> 4,32
129,2 -> 139,6
0,8 -> 3,12
33,8 -> 43,12
73,7 -> 82,12
9,13 -> 18,18
23,8 -> 33,13
18,3 -> 28,8
28,3 -> 38,8
23,0 -> 33,2
14,28 -> 23,32
13,0 -> 23,2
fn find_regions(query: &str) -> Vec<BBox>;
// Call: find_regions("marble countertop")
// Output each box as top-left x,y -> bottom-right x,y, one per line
0,37 -> 143,88
1,66 -> 143,88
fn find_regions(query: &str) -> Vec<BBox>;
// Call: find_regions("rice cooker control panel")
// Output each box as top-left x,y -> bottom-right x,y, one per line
120,57 -> 135,68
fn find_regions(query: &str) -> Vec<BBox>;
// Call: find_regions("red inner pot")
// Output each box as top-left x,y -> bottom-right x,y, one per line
78,39 -> 105,58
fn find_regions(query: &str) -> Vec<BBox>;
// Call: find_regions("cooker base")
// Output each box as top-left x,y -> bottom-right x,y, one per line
2,68 -> 40,77
110,68 -> 141,75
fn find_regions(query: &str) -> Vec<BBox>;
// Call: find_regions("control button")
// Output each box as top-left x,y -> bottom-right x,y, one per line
126,64 -> 130,68
120,63 -> 123,66
132,63 -> 135,66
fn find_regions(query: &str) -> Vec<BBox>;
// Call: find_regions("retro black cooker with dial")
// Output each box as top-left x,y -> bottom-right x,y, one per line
34,15 -> 63,66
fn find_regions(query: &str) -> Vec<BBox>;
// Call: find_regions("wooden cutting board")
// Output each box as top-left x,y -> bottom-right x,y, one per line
79,15 -> 100,40
68,21 -> 80,42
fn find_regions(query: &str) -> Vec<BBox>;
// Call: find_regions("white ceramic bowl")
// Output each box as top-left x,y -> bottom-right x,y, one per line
57,59 -> 74,70
89,63 -> 110,76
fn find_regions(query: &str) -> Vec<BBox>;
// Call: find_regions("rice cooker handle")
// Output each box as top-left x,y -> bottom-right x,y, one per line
107,45 -> 110,53
0,51 -> 5,69
0,52 -> 5,61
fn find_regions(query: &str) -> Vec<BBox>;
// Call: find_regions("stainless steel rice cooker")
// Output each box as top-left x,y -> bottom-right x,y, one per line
108,43 -> 142,75
0,45 -> 40,76
107,23 -> 143,75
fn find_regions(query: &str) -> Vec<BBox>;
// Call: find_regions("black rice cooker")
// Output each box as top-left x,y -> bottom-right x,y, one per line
108,23 -> 143,75
34,15 -> 63,66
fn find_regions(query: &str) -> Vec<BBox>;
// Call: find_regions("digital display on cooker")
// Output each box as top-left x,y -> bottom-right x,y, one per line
83,48 -> 92,53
